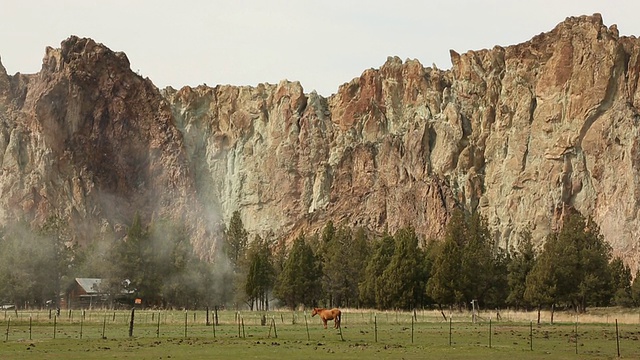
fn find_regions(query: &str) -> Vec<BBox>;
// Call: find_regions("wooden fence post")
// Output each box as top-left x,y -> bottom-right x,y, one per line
448,317 -> 452,346
411,315 -> 414,344
305,313 -> 310,341
489,318 -> 492,348
530,321 -> 533,351
616,319 -> 620,357
184,311 -> 188,338
128,308 -> 135,338
374,314 -> 377,343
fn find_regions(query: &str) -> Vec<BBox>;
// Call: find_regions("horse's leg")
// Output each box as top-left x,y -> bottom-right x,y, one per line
323,318 -> 327,329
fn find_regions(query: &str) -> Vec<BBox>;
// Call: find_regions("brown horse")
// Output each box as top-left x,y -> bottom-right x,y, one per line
311,307 -> 341,329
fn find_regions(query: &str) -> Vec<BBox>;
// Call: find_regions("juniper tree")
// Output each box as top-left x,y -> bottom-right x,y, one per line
225,211 -> 248,270
380,226 -> 426,310
0,219 -> 77,308
523,241 -> 556,324
507,230 -> 536,309
524,211 -> 612,315
245,235 -> 275,310
609,257 -> 633,307
632,270 -> 640,306
426,209 -> 465,310
359,232 -> 394,308
274,233 -> 322,309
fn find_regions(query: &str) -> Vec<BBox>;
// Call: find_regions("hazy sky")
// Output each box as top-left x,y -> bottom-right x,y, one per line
1,1 -> 639,96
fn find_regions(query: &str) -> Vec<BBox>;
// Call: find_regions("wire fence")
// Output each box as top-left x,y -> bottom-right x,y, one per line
2,308 -> 640,358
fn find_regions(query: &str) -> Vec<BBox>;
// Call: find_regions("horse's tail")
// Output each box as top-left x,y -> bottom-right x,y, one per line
337,310 -> 342,327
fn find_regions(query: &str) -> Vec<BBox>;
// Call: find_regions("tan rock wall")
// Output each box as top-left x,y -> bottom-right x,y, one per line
0,15 -> 639,271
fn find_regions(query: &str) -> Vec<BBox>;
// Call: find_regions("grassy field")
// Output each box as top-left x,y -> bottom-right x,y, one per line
1,308 -> 639,359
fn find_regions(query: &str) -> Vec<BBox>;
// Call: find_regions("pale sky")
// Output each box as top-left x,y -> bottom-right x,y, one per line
1,1 -> 639,96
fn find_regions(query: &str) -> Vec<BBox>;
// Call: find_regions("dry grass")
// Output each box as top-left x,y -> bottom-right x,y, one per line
339,307 -> 640,325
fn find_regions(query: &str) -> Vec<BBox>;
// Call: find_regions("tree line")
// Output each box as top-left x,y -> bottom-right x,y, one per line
1,209 -> 640,315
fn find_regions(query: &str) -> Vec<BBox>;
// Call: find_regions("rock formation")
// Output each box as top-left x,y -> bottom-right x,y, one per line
0,14 -> 639,270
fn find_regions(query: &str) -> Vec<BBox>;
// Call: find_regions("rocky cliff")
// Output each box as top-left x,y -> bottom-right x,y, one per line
0,14 -> 639,269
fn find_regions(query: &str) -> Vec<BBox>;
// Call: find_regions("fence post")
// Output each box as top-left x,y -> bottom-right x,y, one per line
102,316 -> 106,339
273,317 -> 278,338
29,316 -> 32,340
575,315 -> 578,355
448,316 -> 452,346
80,316 -> 83,339
530,321 -> 533,351
157,312 -> 160,338
5,318 -> 9,341
237,312 -> 241,337
129,308 -> 135,338
616,319 -> 620,357
305,313 -> 310,341
411,315 -> 414,344
184,311 -> 188,338
374,314 -> 377,343
53,315 -> 57,339
489,318 -> 492,349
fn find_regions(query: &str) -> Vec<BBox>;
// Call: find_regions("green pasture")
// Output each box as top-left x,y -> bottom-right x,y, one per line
1,309 -> 639,359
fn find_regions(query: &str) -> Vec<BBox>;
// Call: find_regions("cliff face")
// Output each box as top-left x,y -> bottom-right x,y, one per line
1,14 -> 639,269
0,37 -> 213,255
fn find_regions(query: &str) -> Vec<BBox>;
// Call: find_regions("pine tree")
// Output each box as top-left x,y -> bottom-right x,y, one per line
359,233 -> 394,308
245,235 -> 275,310
524,211 -> 612,314
380,226 -> 426,310
107,213 -> 149,305
39,215 -> 77,308
426,236 -> 461,308
426,209 -> 465,309
523,238 -> 557,324
317,224 -> 369,308
459,211 -> 494,306
225,211 -> 248,270
507,230 -> 536,309
632,270 -> 640,306
555,213 -> 611,311
609,257 -> 633,307
0,220 -> 76,308
346,227 -> 370,307
274,233 -> 321,309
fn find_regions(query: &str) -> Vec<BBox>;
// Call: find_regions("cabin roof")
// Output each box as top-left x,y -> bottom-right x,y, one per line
74,278 -> 103,294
